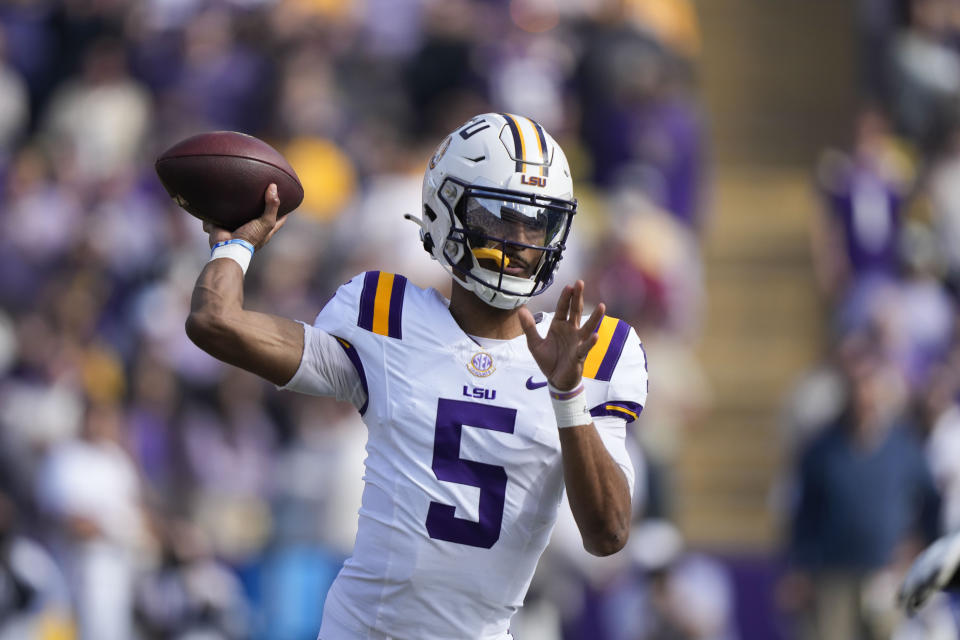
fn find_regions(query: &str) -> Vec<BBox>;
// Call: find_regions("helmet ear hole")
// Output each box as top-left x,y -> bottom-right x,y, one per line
423,205 -> 437,222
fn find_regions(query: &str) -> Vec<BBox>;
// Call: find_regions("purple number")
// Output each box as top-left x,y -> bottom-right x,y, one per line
426,399 -> 517,548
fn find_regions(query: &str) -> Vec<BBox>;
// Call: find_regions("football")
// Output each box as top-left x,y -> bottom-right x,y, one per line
155,131 -> 304,231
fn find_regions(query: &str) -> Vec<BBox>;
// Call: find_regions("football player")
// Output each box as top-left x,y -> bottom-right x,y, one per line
186,113 -> 647,639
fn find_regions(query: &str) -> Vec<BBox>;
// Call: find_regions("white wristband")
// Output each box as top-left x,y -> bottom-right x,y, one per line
549,383 -> 592,429
209,239 -> 254,275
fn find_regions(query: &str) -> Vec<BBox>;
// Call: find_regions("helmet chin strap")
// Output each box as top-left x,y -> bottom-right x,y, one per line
471,247 -> 510,268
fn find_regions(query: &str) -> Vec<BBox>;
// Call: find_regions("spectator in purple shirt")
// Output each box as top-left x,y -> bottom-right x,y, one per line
812,108 -> 912,329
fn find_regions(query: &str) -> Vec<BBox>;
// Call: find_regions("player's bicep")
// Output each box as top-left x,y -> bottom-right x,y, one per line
592,415 -> 637,500
212,309 -> 305,387
590,328 -> 647,503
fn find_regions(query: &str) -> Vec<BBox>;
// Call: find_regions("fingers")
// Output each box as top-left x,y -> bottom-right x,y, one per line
202,219 -> 228,234
231,184 -> 283,249
263,212 -> 290,244
517,307 -> 542,350
571,280 -> 584,329
579,302 -> 605,341
575,332 -> 600,361
202,219 -> 233,248
553,284 -> 573,323
554,281 -> 588,327
262,184 -> 280,221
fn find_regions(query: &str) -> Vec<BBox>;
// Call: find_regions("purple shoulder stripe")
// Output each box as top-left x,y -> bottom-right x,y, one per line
387,274 -> 407,339
594,319 -> 630,381
357,271 -> 379,332
589,400 -> 643,422
334,337 -> 369,415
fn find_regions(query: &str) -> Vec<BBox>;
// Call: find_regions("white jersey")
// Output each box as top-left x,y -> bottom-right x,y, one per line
282,271 -> 648,640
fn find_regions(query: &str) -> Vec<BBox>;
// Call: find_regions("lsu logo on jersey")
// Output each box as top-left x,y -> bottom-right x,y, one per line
462,385 -> 497,400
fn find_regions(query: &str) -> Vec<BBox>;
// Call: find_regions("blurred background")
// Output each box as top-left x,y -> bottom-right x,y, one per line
1,0 -> 959,638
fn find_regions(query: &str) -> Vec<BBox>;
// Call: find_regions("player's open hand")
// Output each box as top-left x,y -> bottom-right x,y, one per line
202,184 -> 288,250
519,280 -> 604,391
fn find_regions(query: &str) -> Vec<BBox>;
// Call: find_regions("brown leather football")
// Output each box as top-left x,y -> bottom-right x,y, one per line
155,131 -> 304,231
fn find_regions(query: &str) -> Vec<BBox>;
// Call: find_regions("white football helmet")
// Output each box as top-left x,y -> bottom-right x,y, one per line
409,113 -> 577,309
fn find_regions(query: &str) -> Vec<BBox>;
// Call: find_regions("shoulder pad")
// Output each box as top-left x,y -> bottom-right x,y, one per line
356,270 -> 407,339
582,315 -> 631,381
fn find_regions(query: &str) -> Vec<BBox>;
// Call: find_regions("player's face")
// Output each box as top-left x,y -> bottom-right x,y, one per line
463,197 -> 562,278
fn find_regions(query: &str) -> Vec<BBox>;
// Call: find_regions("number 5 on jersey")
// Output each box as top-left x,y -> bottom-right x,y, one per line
426,399 -> 517,548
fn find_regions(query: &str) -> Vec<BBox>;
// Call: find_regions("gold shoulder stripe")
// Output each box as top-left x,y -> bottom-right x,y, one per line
583,316 -> 618,379
372,272 -> 395,337
606,404 -> 638,421
582,315 -> 631,381
357,270 -> 407,339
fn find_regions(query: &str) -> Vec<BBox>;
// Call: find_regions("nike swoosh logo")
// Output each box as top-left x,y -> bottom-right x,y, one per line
525,377 -> 548,390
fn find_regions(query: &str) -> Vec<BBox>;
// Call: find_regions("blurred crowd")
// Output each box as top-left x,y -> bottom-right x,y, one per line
0,1 -> 722,639
776,0 -> 960,638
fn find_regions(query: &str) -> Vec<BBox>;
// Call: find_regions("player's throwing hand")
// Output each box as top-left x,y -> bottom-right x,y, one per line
898,530 -> 960,615
519,280 -> 604,391
202,183 -> 288,249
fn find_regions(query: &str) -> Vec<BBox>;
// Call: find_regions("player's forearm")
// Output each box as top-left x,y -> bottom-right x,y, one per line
559,425 -> 631,556
186,259 -> 246,343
